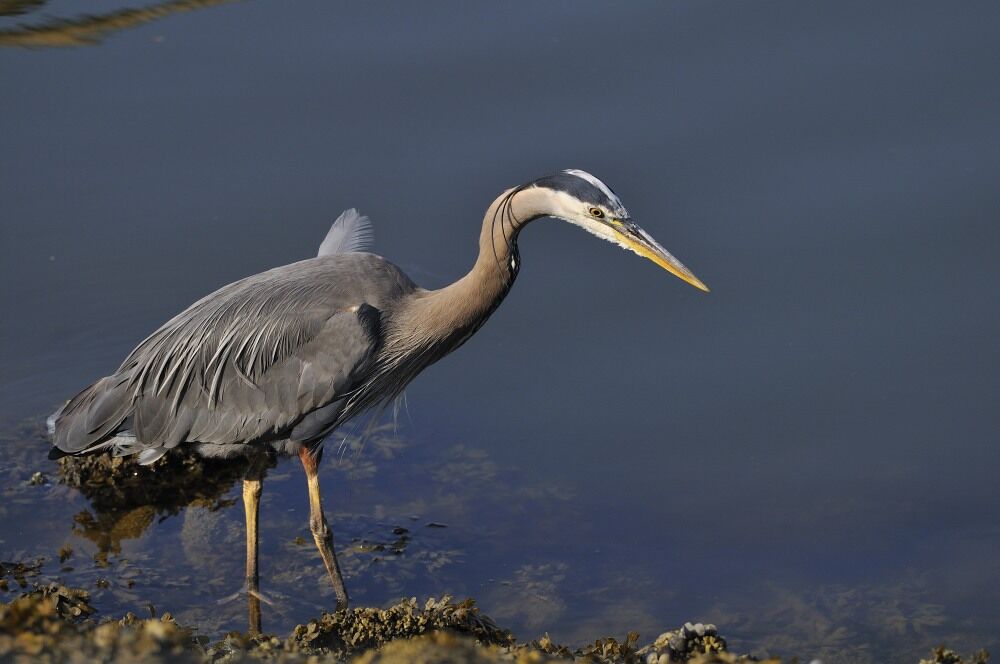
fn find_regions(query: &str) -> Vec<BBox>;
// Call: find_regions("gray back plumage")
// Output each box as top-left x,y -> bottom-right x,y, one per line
50,210 -> 425,463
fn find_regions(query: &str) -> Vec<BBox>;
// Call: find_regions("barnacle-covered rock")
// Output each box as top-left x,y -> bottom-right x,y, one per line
634,623 -> 728,663
284,595 -> 514,658
350,631 -> 555,663
918,646 -> 990,664
0,578 -> 990,663
631,623 -> 781,664
0,582 -> 200,662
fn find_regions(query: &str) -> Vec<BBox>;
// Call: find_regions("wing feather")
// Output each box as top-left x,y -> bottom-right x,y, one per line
317,209 -> 374,256
51,253 -> 417,457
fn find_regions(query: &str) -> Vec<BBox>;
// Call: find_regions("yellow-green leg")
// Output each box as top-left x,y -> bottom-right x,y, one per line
243,465 -> 264,634
298,446 -> 349,611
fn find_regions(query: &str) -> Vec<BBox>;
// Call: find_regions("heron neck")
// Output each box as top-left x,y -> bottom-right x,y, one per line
399,187 -> 544,345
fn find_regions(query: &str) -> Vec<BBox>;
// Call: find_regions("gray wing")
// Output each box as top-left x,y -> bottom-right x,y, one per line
51,253 -> 414,459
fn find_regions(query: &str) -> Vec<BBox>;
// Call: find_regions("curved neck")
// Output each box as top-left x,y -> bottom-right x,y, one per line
394,186 -> 551,347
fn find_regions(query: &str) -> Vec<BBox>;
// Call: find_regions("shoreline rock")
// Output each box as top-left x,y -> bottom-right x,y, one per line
0,582 -> 989,664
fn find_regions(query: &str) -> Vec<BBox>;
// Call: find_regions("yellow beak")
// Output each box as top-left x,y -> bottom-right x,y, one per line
617,221 -> 710,292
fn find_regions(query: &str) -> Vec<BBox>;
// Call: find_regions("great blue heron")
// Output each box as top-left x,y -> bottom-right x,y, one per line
47,169 -> 708,632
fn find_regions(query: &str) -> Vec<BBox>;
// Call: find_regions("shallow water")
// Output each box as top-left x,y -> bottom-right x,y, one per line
1,1 -> 999,662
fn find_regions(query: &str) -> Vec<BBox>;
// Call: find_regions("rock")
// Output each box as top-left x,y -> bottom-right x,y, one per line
0,576 -> 989,663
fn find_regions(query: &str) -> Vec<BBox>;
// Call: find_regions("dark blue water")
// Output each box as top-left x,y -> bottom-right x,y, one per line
2,2 -> 999,662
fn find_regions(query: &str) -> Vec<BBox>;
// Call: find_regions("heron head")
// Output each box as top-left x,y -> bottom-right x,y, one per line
526,169 -> 709,292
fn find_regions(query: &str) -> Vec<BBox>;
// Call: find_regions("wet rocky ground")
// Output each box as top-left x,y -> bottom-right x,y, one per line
0,579 -> 990,663
0,421 -> 992,663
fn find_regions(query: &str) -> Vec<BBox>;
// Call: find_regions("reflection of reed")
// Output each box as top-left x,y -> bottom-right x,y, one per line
0,0 -> 241,48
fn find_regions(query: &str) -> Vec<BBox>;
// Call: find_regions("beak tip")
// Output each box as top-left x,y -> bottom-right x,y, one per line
680,273 -> 710,293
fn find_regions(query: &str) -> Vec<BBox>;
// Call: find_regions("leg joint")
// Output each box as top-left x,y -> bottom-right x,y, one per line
309,514 -> 329,539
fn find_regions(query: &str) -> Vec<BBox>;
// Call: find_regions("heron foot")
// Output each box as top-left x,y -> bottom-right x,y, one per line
216,585 -> 277,608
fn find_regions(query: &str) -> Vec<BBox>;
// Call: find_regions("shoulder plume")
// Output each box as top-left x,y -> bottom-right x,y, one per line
317,208 -> 374,256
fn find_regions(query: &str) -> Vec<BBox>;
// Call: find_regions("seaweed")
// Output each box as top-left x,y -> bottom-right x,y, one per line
0,581 -> 987,663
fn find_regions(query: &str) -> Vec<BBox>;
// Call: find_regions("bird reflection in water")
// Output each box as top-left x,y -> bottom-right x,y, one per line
58,450 -> 267,568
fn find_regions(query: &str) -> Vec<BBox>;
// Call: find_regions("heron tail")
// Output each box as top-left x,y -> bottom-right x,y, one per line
48,375 -> 133,457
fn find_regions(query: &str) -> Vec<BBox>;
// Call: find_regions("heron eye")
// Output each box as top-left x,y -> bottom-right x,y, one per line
589,207 -> 604,218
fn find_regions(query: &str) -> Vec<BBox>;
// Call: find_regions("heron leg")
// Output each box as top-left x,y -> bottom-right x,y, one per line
243,458 -> 266,634
298,445 -> 349,611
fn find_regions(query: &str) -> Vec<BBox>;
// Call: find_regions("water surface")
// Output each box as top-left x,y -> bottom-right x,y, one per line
2,2 -> 999,662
